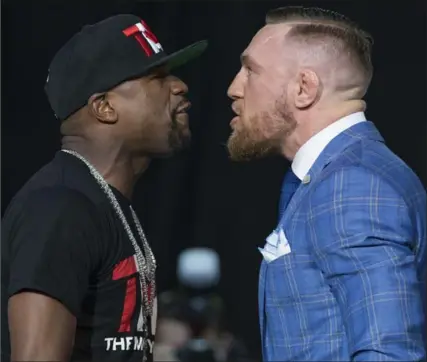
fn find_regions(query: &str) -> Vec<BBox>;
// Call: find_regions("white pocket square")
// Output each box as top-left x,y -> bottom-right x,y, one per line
259,228 -> 291,262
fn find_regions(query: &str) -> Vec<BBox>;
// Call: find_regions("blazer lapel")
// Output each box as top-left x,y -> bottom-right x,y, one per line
280,121 -> 384,226
258,260 -> 267,359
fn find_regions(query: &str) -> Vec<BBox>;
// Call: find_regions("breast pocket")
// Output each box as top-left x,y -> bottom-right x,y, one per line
265,252 -> 328,300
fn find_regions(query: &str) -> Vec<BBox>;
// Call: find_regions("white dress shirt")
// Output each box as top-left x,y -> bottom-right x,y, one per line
292,112 -> 367,180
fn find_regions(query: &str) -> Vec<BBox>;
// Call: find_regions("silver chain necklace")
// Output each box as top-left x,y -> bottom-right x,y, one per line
61,149 -> 157,317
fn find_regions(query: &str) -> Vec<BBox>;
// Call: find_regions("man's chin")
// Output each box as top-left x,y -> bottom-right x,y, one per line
227,145 -> 255,162
227,149 -> 271,162
152,134 -> 191,158
173,133 -> 191,152
226,138 -> 275,162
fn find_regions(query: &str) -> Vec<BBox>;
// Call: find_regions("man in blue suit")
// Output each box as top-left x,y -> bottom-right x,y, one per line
226,6 -> 426,361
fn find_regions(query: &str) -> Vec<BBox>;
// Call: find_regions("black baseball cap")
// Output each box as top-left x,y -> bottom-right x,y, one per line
45,14 -> 208,121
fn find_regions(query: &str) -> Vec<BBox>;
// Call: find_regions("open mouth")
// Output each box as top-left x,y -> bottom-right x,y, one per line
176,101 -> 192,113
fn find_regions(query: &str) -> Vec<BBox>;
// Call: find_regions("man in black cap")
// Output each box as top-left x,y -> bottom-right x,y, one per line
1,14 -> 207,362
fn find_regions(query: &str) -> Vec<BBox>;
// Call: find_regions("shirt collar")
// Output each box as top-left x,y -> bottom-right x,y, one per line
291,112 -> 367,180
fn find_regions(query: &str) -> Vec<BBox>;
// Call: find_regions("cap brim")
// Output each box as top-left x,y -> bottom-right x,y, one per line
158,40 -> 208,70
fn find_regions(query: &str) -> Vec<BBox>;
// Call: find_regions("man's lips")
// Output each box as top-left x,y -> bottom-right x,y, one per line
230,116 -> 240,126
231,102 -> 241,116
176,101 -> 191,113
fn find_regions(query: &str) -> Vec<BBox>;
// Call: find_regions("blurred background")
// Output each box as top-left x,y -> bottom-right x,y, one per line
2,0 -> 426,360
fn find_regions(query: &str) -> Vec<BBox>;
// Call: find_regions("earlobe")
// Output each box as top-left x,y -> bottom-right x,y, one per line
88,93 -> 118,124
294,70 -> 320,109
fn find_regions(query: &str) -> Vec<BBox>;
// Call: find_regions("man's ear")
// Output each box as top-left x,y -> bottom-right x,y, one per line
293,69 -> 321,110
87,93 -> 118,124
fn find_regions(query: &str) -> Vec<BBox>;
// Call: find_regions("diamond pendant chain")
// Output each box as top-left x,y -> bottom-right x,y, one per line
61,149 -> 156,316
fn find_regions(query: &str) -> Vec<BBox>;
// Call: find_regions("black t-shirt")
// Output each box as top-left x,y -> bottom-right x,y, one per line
1,151 -> 157,362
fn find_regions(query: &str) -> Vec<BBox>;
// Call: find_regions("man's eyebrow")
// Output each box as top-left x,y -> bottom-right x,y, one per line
240,54 -> 260,69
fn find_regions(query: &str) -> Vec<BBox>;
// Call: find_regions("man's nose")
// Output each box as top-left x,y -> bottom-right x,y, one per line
227,70 -> 244,101
170,76 -> 188,95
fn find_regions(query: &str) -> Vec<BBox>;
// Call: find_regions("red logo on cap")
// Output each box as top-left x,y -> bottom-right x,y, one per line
123,20 -> 163,57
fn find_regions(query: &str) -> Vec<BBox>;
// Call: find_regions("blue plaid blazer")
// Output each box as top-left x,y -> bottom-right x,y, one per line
258,121 -> 426,361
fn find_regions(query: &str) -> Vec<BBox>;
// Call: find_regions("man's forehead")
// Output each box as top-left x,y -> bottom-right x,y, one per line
248,24 -> 291,51
111,65 -> 169,94
242,24 -> 291,64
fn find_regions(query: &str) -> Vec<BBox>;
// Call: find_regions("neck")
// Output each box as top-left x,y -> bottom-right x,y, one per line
62,137 -> 150,199
281,99 -> 365,161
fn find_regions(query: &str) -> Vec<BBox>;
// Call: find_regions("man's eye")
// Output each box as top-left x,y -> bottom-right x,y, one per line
152,74 -> 167,83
